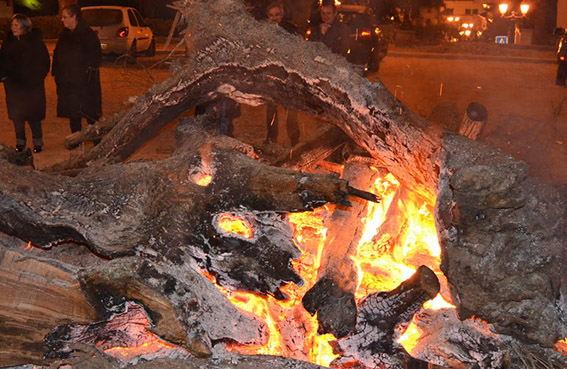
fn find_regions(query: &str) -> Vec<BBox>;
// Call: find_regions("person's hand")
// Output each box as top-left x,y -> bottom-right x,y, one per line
320,22 -> 330,35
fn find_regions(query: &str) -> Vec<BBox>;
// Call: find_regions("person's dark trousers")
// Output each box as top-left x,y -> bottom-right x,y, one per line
70,117 -> 82,133
218,99 -> 235,137
556,62 -> 567,86
13,120 -> 43,148
70,117 -> 101,145
286,109 -> 300,146
266,103 -> 279,142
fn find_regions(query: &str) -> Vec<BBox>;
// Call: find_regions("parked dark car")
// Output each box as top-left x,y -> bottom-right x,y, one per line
336,4 -> 388,74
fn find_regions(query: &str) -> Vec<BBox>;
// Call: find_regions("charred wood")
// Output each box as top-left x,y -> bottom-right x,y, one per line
0,123 -> 377,298
331,265 -> 440,369
0,143 -> 33,167
273,124 -> 351,170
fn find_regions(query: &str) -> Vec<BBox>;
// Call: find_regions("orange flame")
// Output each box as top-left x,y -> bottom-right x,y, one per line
208,168 -> 451,365
217,213 -> 254,239
217,206 -> 339,366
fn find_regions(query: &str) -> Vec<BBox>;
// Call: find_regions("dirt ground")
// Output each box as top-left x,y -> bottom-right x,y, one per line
0,42 -> 566,185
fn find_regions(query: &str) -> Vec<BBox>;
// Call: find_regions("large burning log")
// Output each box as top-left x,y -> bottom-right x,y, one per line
44,0 -> 567,344
0,120 -> 376,299
0,0 -> 566,367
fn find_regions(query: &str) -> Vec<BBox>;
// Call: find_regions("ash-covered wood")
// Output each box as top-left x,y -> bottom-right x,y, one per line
0,120 -> 378,298
330,265 -> 440,369
273,124 -> 351,170
436,134 -> 567,346
406,307 -> 567,369
0,248 -> 97,367
45,345 -> 329,369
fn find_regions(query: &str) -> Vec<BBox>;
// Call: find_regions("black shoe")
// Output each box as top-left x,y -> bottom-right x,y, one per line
33,146 -> 42,153
15,145 -> 24,152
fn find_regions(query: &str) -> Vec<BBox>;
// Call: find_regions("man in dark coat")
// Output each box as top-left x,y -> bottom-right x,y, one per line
0,14 -> 50,153
52,4 -> 102,140
307,0 -> 351,58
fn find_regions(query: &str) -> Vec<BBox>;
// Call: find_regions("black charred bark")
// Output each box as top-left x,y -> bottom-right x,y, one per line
330,265 -> 440,369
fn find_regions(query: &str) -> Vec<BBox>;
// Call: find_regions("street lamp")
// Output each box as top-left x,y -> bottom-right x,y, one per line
520,3 -> 530,16
497,2 -> 531,44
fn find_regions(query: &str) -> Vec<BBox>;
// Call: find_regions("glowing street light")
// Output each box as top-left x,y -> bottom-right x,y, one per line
498,3 -> 509,16
520,3 -> 530,15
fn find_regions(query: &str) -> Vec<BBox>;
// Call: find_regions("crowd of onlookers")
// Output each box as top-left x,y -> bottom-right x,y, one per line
210,0 -> 354,146
0,4 -> 102,154
1,0 -> 355,154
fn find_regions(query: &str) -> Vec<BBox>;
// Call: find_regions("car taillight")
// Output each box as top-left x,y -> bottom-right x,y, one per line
561,56 -> 566,61
117,27 -> 129,38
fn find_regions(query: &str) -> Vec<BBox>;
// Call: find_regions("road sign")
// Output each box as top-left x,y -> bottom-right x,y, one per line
495,36 -> 508,44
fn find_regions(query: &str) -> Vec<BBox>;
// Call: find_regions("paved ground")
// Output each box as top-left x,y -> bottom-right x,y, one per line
1,40 -> 565,184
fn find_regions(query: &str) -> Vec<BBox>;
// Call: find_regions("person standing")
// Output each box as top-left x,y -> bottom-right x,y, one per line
52,4 -> 102,143
556,30 -> 567,86
306,0 -> 351,58
265,1 -> 300,146
0,14 -> 50,153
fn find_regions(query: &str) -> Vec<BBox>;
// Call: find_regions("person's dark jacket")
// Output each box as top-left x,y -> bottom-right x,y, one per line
0,28 -> 50,121
279,19 -> 298,35
307,19 -> 351,57
52,21 -> 102,121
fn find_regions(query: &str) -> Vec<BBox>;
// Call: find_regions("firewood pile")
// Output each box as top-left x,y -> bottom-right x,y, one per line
1,0 -> 567,368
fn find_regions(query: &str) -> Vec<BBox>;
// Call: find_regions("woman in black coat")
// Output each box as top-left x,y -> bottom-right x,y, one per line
52,4 -> 102,139
0,14 -> 50,153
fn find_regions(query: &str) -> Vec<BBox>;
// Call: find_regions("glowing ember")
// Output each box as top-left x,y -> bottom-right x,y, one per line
191,143 -> 214,186
214,207 -> 340,366
217,213 -> 254,239
423,294 -> 454,310
397,294 -> 456,353
195,173 -> 212,186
